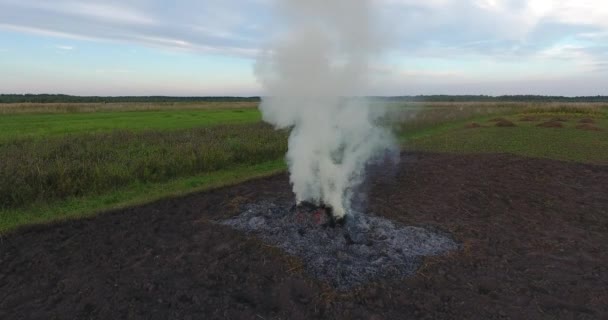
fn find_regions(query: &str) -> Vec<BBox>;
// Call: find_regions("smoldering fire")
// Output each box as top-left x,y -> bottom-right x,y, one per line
255,0 -> 396,219
223,2 -> 458,289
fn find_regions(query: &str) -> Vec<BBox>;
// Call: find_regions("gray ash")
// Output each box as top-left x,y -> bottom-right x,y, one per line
220,201 -> 459,290
290,201 -> 345,228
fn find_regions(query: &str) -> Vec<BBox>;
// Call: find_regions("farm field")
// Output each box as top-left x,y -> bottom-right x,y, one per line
405,112 -> 608,164
1,101 -> 607,234
0,100 -> 607,319
0,107 -> 260,140
0,106 -> 284,233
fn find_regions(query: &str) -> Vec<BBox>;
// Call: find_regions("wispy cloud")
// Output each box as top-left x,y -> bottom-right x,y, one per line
0,0 -> 265,57
2,0 -> 157,25
55,45 -> 73,51
1,0 -> 603,63
0,0 -> 606,95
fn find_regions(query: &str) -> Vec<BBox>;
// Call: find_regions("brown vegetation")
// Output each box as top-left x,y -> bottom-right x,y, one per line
520,103 -> 606,117
0,101 -> 259,114
518,115 -> 540,121
464,123 -> 482,128
576,124 -> 602,131
495,119 -> 516,127
537,121 -> 564,128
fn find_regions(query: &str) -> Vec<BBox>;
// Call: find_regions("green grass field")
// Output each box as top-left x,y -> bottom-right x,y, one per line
0,108 -> 261,141
0,123 -> 287,209
0,160 -> 286,235
404,112 -> 608,164
1,101 -> 606,234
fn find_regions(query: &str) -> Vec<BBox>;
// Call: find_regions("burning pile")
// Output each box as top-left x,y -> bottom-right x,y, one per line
255,0 -> 396,219
221,201 -> 459,290
224,0 -> 459,289
291,201 -> 344,228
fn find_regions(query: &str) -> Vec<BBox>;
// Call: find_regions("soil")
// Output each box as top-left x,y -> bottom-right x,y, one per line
494,119 -> 516,127
576,124 -> 602,131
1,152 -> 607,320
518,115 -> 540,122
537,121 -> 565,128
465,123 -> 482,129
579,118 -> 596,124
550,117 -> 569,122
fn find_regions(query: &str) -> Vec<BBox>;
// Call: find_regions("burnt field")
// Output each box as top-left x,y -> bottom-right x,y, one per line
1,152 -> 607,319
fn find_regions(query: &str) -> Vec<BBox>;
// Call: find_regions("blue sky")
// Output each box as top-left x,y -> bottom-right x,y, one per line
0,0 -> 606,96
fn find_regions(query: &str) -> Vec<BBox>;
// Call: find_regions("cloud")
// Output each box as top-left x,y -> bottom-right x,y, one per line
2,0 -> 157,25
0,0 -> 606,63
0,0 -> 606,95
0,0 -> 269,57
55,45 -> 73,50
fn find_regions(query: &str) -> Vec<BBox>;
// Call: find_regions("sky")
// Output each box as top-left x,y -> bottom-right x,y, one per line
0,0 -> 606,96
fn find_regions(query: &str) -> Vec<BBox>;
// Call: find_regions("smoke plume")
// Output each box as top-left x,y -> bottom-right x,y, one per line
255,0 -> 396,218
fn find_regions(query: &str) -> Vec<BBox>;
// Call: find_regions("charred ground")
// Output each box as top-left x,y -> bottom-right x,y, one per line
1,152 -> 606,319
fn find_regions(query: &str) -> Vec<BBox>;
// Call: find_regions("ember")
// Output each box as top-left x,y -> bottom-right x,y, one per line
291,201 -> 345,227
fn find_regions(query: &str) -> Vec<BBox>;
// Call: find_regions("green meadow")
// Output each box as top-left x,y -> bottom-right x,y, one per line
0,101 -> 606,234
407,116 -> 608,164
0,108 -> 261,141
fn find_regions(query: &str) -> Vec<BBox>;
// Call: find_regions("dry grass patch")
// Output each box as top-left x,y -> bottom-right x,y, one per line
0,101 -> 259,114
576,124 -> 602,131
537,121 -> 565,128
495,119 -> 516,127
519,115 -> 540,121
465,123 -> 483,129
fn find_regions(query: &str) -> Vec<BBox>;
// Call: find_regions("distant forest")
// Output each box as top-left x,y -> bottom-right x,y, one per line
1,94 -> 608,103
0,95 -> 261,103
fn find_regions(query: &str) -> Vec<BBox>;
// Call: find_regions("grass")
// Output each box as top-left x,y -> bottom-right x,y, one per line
0,108 -> 261,141
0,123 -> 287,210
405,113 -> 608,164
0,101 -> 258,114
520,103 -> 607,116
0,159 -> 285,235
1,101 -> 607,234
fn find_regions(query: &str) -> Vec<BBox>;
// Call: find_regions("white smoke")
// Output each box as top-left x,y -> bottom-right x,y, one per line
255,0 -> 396,218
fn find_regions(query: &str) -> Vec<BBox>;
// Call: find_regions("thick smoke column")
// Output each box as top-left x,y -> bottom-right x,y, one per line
256,0 -> 396,218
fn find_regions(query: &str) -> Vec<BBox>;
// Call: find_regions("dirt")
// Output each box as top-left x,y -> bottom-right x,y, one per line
576,124 -> 602,131
1,152 -> 607,319
518,115 -> 540,122
537,121 -> 565,128
579,118 -> 596,124
465,123 -> 482,129
550,117 -> 570,122
494,119 -> 516,127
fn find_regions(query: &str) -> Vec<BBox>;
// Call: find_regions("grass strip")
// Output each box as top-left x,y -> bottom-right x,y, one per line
0,159 -> 286,235
405,115 -> 608,164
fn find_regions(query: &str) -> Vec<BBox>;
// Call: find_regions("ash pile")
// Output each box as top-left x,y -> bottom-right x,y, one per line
220,201 -> 459,290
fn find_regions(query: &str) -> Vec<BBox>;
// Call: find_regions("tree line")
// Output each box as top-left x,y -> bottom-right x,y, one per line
371,95 -> 608,102
1,94 -> 608,103
0,94 -> 261,103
